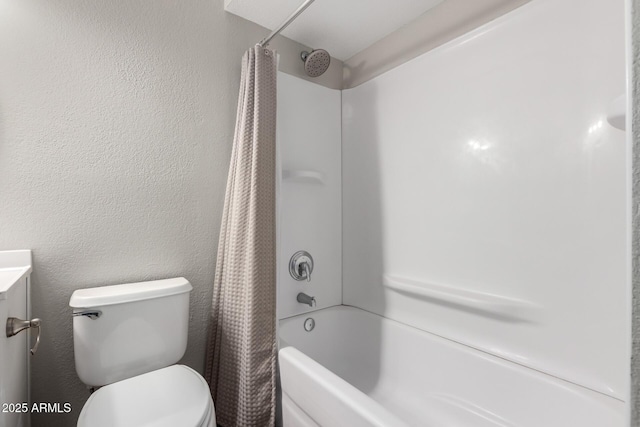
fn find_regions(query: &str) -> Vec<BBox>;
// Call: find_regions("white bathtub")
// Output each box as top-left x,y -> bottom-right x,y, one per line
278,306 -> 624,427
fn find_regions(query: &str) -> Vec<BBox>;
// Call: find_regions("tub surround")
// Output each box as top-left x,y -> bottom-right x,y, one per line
276,73 -> 342,319
342,0 -> 532,88
275,0 -> 627,418
342,0 -> 626,401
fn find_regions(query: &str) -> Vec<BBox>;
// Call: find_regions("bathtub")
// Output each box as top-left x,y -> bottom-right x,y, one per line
278,306 -> 624,427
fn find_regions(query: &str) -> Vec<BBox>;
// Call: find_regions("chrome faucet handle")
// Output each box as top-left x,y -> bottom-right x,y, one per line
302,262 -> 311,282
290,251 -> 314,282
6,317 -> 42,355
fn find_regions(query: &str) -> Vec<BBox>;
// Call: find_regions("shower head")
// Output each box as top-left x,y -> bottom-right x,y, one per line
301,49 -> 331,77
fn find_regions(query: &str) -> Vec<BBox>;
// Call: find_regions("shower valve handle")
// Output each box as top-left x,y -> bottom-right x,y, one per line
290,251 -> 314,282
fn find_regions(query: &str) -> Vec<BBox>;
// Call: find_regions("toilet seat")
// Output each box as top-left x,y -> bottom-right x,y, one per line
77,364 -> 215,427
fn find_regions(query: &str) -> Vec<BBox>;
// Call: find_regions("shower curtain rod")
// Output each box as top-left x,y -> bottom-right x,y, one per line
258,0 -> 315,47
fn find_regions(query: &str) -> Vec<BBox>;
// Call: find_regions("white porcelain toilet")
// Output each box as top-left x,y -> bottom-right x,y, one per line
69,277 -> 215,427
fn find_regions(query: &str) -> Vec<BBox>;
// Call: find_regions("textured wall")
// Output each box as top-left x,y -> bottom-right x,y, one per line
0,1 -> 340,425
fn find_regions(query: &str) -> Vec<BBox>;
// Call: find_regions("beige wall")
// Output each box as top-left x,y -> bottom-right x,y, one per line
0,1 -> 339,426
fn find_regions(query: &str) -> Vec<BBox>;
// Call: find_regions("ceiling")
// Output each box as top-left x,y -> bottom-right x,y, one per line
224,0 -> 445,61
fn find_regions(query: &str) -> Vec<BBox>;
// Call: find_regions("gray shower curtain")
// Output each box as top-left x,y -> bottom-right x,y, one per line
205,45 -> 277,427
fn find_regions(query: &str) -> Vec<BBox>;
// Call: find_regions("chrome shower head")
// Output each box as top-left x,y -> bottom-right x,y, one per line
301,49 -> 331,77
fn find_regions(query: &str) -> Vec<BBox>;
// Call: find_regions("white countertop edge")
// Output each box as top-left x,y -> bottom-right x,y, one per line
0,250 -> 33,300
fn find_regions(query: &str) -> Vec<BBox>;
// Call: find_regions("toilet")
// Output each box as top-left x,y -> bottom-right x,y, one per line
69,277 -> 215,427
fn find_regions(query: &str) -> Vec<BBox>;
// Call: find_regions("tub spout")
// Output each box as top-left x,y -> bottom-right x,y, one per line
297,293 -> 316,307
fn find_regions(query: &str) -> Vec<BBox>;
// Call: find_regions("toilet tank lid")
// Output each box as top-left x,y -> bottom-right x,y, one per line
69,277 -> 192,308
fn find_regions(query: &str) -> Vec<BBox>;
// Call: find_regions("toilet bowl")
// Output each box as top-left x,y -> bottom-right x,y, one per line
70,278 -> 215,427
77,365 -> 215,427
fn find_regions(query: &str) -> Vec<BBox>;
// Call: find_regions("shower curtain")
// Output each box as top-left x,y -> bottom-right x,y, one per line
205,45 -> 278,427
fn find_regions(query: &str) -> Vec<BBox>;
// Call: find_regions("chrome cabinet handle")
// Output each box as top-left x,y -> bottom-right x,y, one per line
6,317 -> 42,355
30,319 -> 41,355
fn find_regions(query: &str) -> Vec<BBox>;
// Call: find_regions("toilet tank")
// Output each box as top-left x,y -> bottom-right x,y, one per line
70,277 -> 193,386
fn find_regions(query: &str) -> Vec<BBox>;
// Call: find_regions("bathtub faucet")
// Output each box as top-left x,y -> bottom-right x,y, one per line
301,261 -> 312,282
289,251 -> 313,282
297,293 -> 316,307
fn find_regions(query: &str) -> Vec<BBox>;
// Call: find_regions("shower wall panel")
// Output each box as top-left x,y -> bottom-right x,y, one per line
342,0 -> 627,400
277,72 -> 342,319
